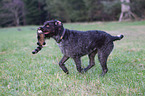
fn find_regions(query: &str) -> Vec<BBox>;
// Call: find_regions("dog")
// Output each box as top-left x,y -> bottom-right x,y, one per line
32,20 -> 124,76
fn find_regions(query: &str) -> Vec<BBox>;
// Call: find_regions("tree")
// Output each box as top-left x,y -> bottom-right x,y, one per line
23,0 -> 47,25
45,0 -> 70,22
130,0 -> 145,19
0,0 -> 25,26
45,0 -> 87,22
84,0 -> 103,21
119,0 -> 138,21
1,0 -> 145,27
67,0 -> 87,22
102,0 -> 121,21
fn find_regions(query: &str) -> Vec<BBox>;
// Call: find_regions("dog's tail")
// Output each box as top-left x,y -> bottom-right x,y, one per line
32,46 -> 43,54
112,34 -> 124,41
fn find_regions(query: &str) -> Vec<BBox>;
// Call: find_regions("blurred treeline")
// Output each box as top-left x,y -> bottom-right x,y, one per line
0,0 -> 145,27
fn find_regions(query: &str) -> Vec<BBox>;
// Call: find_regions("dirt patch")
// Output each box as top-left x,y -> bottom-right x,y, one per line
0,51 -> 6,55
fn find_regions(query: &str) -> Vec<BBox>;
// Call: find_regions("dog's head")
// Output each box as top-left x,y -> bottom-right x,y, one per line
37,20 -> 63,46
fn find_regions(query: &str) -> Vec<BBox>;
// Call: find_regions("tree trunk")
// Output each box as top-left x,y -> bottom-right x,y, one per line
14,11 -> 20,26
119,0 -> 138,21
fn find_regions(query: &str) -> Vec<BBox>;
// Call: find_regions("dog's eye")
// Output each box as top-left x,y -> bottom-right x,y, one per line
46,25 -> 49,27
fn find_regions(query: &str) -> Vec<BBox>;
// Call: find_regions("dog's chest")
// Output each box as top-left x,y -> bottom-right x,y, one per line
57,41 -> 73,57
57,42 -> 65,54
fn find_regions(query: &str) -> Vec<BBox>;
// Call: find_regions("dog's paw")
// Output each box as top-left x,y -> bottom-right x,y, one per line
80,69 -> 85,74
66,71 -> 69,74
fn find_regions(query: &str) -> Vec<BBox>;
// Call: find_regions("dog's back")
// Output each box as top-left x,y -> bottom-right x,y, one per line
58,29 -> 118,58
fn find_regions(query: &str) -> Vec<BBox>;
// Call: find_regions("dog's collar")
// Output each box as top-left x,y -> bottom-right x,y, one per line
57,28 -> 66,43
60,29 -> 66,39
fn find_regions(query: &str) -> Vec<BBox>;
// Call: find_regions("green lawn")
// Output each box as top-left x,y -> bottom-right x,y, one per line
0,21 -> 145,96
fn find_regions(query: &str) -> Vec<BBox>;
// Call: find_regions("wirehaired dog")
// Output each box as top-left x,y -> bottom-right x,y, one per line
32,20 -> 124,76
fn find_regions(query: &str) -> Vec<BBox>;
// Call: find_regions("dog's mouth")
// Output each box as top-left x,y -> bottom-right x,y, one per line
38,30 -> 50,34
44,32 -> 50,34
37,27 -> 54,46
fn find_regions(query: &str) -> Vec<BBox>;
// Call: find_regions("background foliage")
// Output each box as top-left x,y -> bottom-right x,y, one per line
0,0 -> 145,27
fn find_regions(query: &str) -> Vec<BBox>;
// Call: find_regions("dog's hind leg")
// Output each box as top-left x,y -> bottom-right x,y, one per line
98,43 -> 114,76
84,50 -> 97,72
59,55 -> 69,74
73,57 -> 83,73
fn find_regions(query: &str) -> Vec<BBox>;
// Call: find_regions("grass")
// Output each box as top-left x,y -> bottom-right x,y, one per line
0,21 -> 145,96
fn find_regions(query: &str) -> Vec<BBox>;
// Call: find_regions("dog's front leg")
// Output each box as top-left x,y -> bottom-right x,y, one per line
59,55 -> 69,74
73,57 -> 83,73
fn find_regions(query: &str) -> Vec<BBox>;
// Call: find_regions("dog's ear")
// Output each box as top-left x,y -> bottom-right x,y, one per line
55,20 -> 62,26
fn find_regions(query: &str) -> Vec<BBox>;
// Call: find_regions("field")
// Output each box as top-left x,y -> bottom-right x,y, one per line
0,21 -> 145,96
